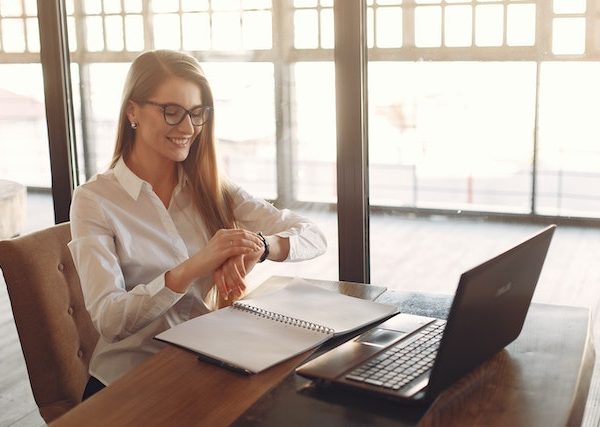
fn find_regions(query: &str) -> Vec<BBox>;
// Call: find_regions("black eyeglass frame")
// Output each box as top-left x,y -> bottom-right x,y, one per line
142,100 -> 213,127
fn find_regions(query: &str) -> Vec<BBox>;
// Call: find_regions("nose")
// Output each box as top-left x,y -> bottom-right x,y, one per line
177,113 -> 195,133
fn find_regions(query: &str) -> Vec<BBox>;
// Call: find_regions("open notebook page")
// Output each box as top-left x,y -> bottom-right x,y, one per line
155,279 -> 397,373
237,278 -> 398,334
156,305 -> 331,373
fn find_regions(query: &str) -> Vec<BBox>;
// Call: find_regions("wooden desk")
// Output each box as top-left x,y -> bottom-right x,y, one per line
51,277 -> 595,427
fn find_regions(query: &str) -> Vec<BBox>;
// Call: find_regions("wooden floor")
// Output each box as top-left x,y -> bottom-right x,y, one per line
1,193 -> 600,426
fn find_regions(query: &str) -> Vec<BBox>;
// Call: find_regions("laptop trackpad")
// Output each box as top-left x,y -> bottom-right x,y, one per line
356,329 -> 406,347
355,313 -> 436,347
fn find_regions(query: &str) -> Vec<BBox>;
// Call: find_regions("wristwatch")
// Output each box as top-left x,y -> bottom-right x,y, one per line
257,232 -> 270,263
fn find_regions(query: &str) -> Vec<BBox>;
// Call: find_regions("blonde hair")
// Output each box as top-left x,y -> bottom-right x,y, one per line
111,50 -> 235,234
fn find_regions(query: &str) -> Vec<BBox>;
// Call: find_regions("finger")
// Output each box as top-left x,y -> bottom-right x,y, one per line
225,246 -> 255,259
236,256 -> 247,277
232,261 -> 247,292
219,237 -> 260,254
230,273 -> 245,300
219,229 -> 262,246
230,261 -> 245,290
228,263 -> 245,299
232,228 -> 262,240
231,286 -> 244,301
234,237 -> 262,251
221,261 -> 240,294
215,270 -> 228,299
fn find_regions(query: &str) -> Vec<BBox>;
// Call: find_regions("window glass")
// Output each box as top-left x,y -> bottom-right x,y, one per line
294,62 -> 336,203
368,61 -> 536,213
0,14 -> 54,232
537,62 -> 600,217
65,1 -> 338,285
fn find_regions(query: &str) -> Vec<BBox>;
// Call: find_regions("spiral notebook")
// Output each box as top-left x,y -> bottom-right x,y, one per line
155,279 -> 398,374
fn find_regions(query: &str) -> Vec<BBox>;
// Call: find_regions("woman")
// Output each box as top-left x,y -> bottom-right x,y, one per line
68,50 -> 327,399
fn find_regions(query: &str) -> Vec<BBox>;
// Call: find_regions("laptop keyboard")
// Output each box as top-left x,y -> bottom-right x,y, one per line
345,319 -> 446,391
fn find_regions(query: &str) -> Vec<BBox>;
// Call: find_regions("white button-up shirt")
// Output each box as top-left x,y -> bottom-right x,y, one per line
68,157 -> 327,384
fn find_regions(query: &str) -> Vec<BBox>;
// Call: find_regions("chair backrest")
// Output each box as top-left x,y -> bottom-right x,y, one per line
0,222 -> 98,423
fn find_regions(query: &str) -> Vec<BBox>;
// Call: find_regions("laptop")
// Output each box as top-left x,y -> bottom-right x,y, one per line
296,224 -> 556,403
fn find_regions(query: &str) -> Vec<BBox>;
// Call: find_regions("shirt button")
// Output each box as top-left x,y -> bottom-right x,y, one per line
67,306 -> 74,316
57,263 -> 64,272
77,349 -> 83,358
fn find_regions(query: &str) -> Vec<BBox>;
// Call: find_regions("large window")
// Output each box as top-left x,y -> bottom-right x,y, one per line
363,0 -> 600,286
368,61 -> 536,213
537,62 -> 600,216
3,0 -> 600,283
364,0 -> 600,221
62,0 -> 339,284
0,0 -> 54,231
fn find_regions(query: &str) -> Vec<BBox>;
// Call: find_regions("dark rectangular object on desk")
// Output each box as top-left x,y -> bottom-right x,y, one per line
296,225 -> 556,404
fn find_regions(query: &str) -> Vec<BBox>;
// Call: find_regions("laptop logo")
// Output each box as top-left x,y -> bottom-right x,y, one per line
495,281 -> 512,298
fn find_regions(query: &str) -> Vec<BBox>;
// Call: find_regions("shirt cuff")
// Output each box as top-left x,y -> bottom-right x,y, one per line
144,272 -> 185,306
279,233 -> 297,261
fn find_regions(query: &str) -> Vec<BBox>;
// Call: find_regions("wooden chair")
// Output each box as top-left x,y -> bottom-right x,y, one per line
0,222 -> 98,423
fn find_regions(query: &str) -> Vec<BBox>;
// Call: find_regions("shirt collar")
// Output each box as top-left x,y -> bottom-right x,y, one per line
113,157 -> 189,201
113,157 -> 145,200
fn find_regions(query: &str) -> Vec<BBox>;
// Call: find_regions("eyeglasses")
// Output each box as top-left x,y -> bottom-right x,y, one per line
143,101 -> 213,127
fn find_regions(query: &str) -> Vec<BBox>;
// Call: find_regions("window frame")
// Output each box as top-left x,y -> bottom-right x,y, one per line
14,0 -> 600,284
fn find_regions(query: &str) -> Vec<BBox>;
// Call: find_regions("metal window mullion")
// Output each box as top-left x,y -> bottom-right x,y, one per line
531,61 -> 541,215
142,0 -> 153,50
22,0 -> 31,53
537,0 -> 552,59
273,0 -> 295,206
37,0 -> 78,223
72,0 -> 94,182
78,65 -> 95,180
586,0 -> 597,55
404,0 -> 415,48
101,9 -> 108,51
208,0 -> 214,49
316,3 -> 321,48
472,2 -> 476,47
72,0 -> 84,61
239,2 -> 243,50
121,4 -> 127,52
531,0 -> 554,213
179,0 -> 184,50
503,1 -> 507,46
441,3 -> 445,47
334,0 -> 370,284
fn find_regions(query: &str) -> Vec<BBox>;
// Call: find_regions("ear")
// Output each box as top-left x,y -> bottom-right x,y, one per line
126,100 -> 137,123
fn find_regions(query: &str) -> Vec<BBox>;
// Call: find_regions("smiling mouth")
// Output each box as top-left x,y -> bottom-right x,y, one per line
168,137 -> 191,147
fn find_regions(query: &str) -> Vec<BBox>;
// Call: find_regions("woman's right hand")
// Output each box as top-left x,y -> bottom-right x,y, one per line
165,229 -> 262,294
196,229 -> 262,272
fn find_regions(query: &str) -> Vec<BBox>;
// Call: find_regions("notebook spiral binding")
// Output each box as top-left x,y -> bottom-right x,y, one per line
233,301 -> 335,335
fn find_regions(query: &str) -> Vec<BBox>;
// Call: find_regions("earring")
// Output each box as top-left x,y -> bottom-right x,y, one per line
130,122 -> 138,129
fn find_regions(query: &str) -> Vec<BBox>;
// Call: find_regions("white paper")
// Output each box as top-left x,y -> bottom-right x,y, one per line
238,279 -> 397,334
155,279 -> 398,373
